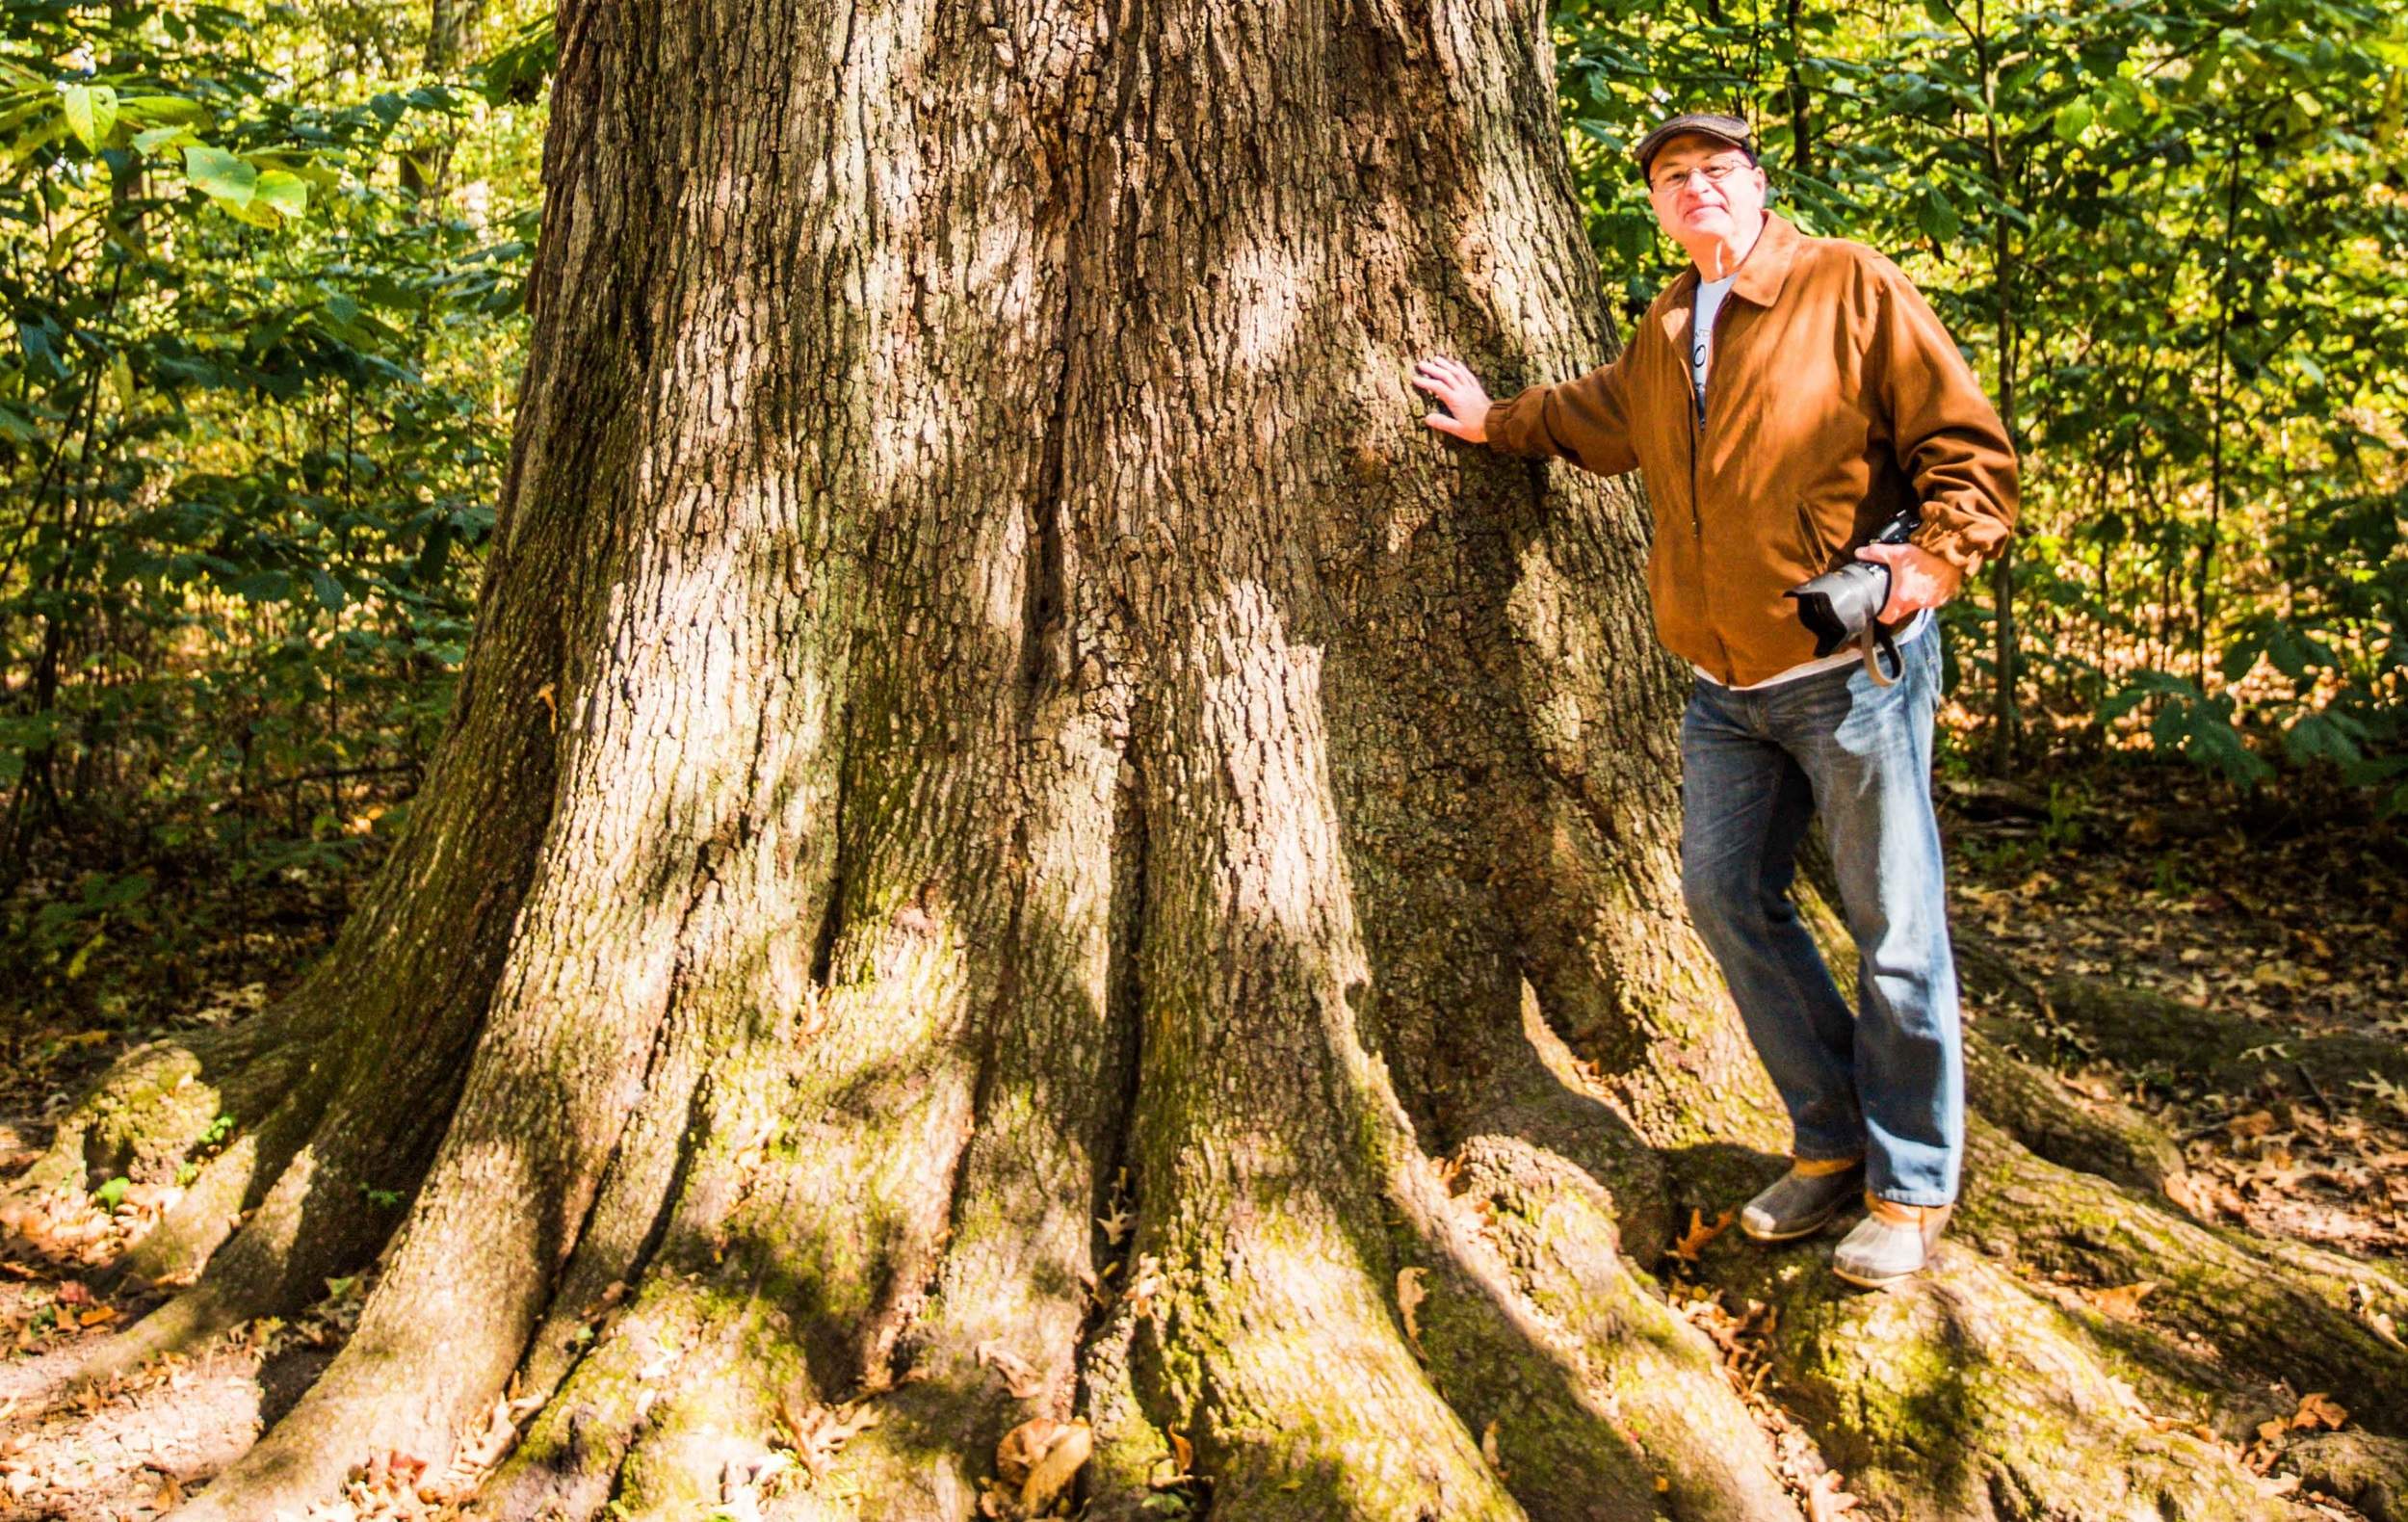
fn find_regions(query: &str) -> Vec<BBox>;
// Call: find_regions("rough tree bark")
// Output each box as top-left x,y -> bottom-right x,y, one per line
4,0 -> 2404,1517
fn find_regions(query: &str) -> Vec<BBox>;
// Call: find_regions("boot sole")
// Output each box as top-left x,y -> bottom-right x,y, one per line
1738,1199 -> 1845,1244
1829,1261 -> 1920,1288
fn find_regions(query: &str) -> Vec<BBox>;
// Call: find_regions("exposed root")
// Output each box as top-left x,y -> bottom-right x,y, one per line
1956,1118 -> 2408,1430
1448,1133 -> 1802,1521
0,1014 -> 305,1241
1715,1242 -> 2294,1522
1076,1292 -> 1193,1521
1449,986 -> 1672,1264
1957,937 -> 2408,1098
1128,1184 -> 1522,1520
1962,1027 -> 2186,1194
2288,1431 -> 2408,1522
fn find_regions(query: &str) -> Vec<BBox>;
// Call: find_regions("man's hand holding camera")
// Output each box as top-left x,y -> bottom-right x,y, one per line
1853,540 -> 1963,622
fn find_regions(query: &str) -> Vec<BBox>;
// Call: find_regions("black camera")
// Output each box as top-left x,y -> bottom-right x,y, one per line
1785,509 -> 1919,683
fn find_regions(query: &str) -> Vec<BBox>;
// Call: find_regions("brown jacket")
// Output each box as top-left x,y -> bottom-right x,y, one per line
1486,213 -> 2018,686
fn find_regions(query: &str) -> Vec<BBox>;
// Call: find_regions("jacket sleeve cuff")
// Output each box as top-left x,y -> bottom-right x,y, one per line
1910,513 -> 2006,578
1483,384 -> 1558,459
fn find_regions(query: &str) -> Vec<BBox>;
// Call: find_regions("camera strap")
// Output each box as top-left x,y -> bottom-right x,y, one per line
1858,620 -> 1904,688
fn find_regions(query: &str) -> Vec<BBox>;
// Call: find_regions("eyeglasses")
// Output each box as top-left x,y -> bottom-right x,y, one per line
1649,159 -> 1752,196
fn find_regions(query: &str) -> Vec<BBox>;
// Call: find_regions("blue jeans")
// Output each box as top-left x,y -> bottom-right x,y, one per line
1678,625 -> 1962,1206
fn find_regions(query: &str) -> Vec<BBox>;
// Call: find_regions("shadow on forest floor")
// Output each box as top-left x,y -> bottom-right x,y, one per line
1935,756 -> 2408,1262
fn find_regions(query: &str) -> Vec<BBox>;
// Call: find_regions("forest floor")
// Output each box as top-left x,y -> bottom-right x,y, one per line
0,754 -> 2402,1521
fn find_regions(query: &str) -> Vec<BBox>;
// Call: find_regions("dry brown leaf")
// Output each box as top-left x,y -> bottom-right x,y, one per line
1095,1204 -> 1133,1246
1125,1255 -> 1165,1320
780,1398 -> 880,1480
2292,1391 -> 2347,1430
1169,1428 -> 1193,1475
1672,1208 -> 1735,1263
1479,1419 -> 1502,1470
976,1340 -> 1047,1400
997,1414 -> 1091,1507
997,1417 -> 1060,1487
1397,1267 -> 1428,1355
1021,1418 -> 1091,1514
2079,1281 -> 2157,1321
77,1305 -> 118,1327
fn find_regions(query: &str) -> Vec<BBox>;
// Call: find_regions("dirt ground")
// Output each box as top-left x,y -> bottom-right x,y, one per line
1,757 -> 2401,1521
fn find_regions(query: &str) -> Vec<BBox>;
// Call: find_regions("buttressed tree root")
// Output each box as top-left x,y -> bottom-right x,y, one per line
7,0 -> 2401,1517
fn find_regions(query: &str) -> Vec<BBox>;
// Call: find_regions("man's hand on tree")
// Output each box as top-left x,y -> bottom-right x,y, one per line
1412,356 -> 1491,442
1855,541 -> 1964,622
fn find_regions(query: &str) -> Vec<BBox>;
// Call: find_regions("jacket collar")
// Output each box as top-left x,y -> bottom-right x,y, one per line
1676,211 -> 1802,309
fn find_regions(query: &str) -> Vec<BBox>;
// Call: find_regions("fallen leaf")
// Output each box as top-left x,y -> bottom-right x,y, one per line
1020,1418 -> 1091,1514
976,1340 -> 1047,1400
1124,1255 -> 1165,1320
779,1398 -> 880,1479
2078,1282 -> 2157,1321
2292,1391 -> 2347,1430
1397,1267 -> 1428,1355
998,1414 -> 1090,1509
1169,1428 -> 1193,1475
1479,1419 -> 1502,1469
1096,1204 -> 1133,1246
77,1305 -> 118,1327
1672,1208 -> 1735,1263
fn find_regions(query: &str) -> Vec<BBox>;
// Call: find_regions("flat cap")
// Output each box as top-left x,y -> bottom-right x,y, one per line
1634,113 -> 1758,177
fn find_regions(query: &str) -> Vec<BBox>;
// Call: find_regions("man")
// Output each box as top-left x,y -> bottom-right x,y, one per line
1411,113 -> 2016,1286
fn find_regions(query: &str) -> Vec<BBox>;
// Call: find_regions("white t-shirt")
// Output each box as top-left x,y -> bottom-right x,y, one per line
1691,274 -> 1736,408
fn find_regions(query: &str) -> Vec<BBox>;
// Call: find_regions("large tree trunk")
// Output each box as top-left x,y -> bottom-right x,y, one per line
6,0 -> 2403,1518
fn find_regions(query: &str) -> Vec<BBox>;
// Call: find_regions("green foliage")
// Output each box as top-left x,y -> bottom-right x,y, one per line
1553,0 -> 2408,801
0,0 -> 545,991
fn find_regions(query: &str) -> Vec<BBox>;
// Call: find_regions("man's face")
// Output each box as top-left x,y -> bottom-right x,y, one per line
1645,133 -> 1768,247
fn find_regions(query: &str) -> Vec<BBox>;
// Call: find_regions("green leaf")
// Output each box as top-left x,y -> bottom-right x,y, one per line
222,195 -> 283,229
230,570 -> 292,604
309,567 -> 347,613
2054,97 -> 2094,142
2284,711 -> 2365,768
115,94 -> 209,125
132,123 -> 196,154
94,1176 -> 130,1210
181,144 -> 257,204
63,84 -> 118,152
252,169 -> 309,219
1915,183 -> 1961,242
